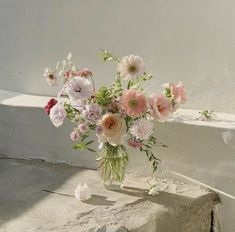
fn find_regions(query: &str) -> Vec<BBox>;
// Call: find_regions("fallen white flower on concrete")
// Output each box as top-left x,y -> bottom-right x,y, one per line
148,183 -> 168,196
148,179 -> 177,196
74,183 -> 91,201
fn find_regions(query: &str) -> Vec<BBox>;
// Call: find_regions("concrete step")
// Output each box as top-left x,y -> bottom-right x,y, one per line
1,89 -> 235,231
0,157 -> 219,232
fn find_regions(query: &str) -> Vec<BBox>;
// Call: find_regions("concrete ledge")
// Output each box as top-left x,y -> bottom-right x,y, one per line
1,89 -> 234,231
0,157 -> 218,232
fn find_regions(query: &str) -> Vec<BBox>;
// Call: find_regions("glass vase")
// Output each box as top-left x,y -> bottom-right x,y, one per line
96,143 -> 128,190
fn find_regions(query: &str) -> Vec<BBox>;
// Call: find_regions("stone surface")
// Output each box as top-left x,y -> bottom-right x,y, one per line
0,157 -> 217,232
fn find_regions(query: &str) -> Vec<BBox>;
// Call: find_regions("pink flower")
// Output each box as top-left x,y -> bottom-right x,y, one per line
77,68 -> 92,78
44,98 -> 58,115
128,139 -> 143,148
64,68 -> 92,80
164,82 -> 186,104
148,94 -> 172,122
78,123 -> 88,133
121,89 -> 147,118
70,129 -> 80,142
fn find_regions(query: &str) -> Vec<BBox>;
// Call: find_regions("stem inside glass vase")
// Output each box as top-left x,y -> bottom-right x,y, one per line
96,143 -> 129,189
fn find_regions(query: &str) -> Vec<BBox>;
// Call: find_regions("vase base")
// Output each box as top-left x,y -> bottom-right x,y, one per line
103,183 -> 124,190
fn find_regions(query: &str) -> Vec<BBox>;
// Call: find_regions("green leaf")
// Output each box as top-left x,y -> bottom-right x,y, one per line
87,148 -> 96,152
81,134 -> 89,142
73,143 -> 86,150
99,49 -> 120,63
95,86 -> 112,106
85,140 -> 94,146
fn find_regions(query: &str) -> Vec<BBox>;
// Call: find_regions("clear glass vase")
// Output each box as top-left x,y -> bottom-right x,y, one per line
96,143 -> 129,190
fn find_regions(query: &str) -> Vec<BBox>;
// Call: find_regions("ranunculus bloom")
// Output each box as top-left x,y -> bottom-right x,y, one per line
96,113 -> 126,146
44,98 -> 58,115
121,89 -> 147,118
148,94 -> 172,122
49,103 -> 66,127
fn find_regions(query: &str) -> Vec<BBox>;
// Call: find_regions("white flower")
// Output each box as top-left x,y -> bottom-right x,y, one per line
67,52 -> 72,60
148,185 -> 160,196
130,118 -> 154,140
66,77 -> 93,101
44,67 -> 57,86
49,103 -> 66,127
74,183 -> 91,202
117,55 -> 145,81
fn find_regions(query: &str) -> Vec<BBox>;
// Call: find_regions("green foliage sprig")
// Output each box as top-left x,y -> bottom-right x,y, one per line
100,49 -> 120,63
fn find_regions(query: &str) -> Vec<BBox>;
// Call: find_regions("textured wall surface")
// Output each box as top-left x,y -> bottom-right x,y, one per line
0,0 -> 235,113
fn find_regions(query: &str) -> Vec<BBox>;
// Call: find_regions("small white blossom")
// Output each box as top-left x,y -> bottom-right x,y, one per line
44,68 -> 57,86
67,52 -> 72,60
74,183 -> 91,202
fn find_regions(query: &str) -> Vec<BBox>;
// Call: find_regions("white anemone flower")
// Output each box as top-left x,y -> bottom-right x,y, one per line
49,103 -> 66,127
117,55 -> 145,81
130,118 -> 154,140
44,67 -> 57,86
74,183 -> 91,202
66,77 -> 93,101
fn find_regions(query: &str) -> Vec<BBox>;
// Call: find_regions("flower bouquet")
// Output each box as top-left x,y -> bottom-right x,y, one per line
44,50 -> 186,189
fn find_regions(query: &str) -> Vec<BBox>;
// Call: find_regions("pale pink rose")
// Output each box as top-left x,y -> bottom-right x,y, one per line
121,89 -> 147,118
96,113 -> 126,146
148,94 -> 172,122
164,82 -> 186,104
49,103 -> 66,127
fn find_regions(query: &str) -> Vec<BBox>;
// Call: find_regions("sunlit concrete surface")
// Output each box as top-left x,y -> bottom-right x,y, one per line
0,158 -> 217,232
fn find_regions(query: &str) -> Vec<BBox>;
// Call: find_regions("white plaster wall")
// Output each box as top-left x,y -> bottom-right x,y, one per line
0,0 -> 235,113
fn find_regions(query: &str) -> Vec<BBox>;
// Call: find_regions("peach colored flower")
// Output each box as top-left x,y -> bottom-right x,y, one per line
148,94 -> 172,122
121,89 -> 147,118
96,113 -> 126,146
